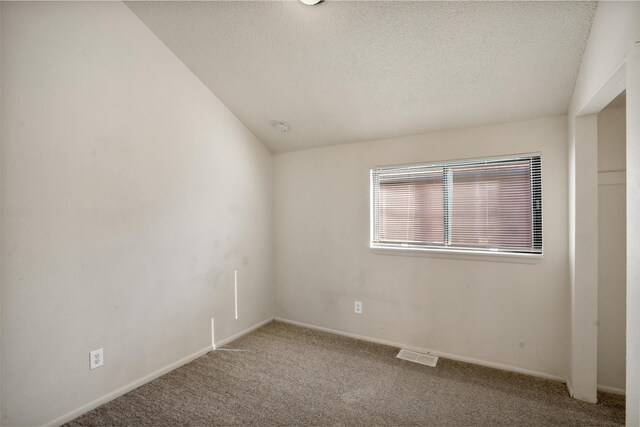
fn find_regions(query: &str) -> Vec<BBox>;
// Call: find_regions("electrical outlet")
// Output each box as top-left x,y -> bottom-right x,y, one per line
90,348 -> 104,370
355,301 -> 363,314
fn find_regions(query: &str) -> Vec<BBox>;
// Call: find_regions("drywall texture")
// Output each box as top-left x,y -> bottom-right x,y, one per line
567,0 -> 640,418
569,114 -> 599,403
0,2 -> 273,425
597,106 -> 626,392
0,4 -> 3,425
626,43 -> 640,427
598,106 -> 627,172
274,116 -> 568,379
570,2 -> 640,117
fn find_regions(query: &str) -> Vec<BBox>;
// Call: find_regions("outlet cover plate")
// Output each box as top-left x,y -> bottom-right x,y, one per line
90,348 -> 104,370
355,301 -> 363,314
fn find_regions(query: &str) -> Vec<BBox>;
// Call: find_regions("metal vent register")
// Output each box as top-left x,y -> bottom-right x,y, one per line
397,349 -> 439,367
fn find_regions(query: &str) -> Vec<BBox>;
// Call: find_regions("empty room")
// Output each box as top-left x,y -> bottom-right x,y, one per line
1,1 -> 640,426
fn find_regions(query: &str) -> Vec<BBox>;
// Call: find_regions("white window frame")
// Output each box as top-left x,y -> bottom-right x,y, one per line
370,153 -> 543,257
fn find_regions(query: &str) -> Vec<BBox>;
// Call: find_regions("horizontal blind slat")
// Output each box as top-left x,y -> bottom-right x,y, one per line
371,154 -> 542,254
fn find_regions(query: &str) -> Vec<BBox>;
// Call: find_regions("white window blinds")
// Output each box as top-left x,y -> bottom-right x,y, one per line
371,154 -> 542,255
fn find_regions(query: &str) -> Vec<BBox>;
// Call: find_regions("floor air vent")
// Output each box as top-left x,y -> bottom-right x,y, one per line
397,349 -> 438,367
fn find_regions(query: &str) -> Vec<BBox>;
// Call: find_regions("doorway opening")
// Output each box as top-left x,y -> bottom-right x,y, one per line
596,91 -> 627,396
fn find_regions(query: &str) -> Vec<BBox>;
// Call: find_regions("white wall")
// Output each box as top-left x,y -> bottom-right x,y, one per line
274,116 -> 568,379
0,3 -> 3,425
627,43 -> 640,427
568,113 -> 599,402
598,105 -> 627,172
566,0 -> 640,417
0,3 -> 3,424
597,106 -> 626,393
0,2 -> 273,426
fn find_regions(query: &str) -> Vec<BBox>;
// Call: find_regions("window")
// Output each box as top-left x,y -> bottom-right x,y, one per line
370,154 -> 542,255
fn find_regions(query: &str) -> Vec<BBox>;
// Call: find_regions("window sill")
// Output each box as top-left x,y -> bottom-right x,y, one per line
370,245 -> 543,264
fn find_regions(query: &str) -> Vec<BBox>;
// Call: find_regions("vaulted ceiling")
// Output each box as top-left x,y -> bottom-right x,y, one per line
126,1 -> 596,153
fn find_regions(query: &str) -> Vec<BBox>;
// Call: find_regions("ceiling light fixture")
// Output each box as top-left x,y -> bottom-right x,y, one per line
276,122 -> 289,133
299,0 -> 323,5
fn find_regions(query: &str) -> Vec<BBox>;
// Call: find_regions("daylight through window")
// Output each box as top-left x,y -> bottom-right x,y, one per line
370,154 -> 542,255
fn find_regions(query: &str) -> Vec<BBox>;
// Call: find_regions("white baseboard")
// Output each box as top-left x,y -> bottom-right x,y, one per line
47,316 -> 274,426
565,379 -> 625,399
274,317 -> 566,384
598,384 -> 626,396
566,379 -> 574,397
215,317 -> 274,349
47,345 -> 213,426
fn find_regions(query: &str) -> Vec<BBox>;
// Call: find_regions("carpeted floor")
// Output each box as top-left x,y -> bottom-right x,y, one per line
67,321 -> 625,426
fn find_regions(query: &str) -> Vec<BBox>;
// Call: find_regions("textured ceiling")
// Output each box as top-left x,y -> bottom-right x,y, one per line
126,1 -> 596,153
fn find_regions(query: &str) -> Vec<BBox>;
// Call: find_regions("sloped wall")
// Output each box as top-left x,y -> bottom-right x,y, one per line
0,2 -> 273,425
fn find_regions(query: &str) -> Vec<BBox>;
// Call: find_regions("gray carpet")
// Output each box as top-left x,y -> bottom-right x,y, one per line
67,321 -> 624,426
